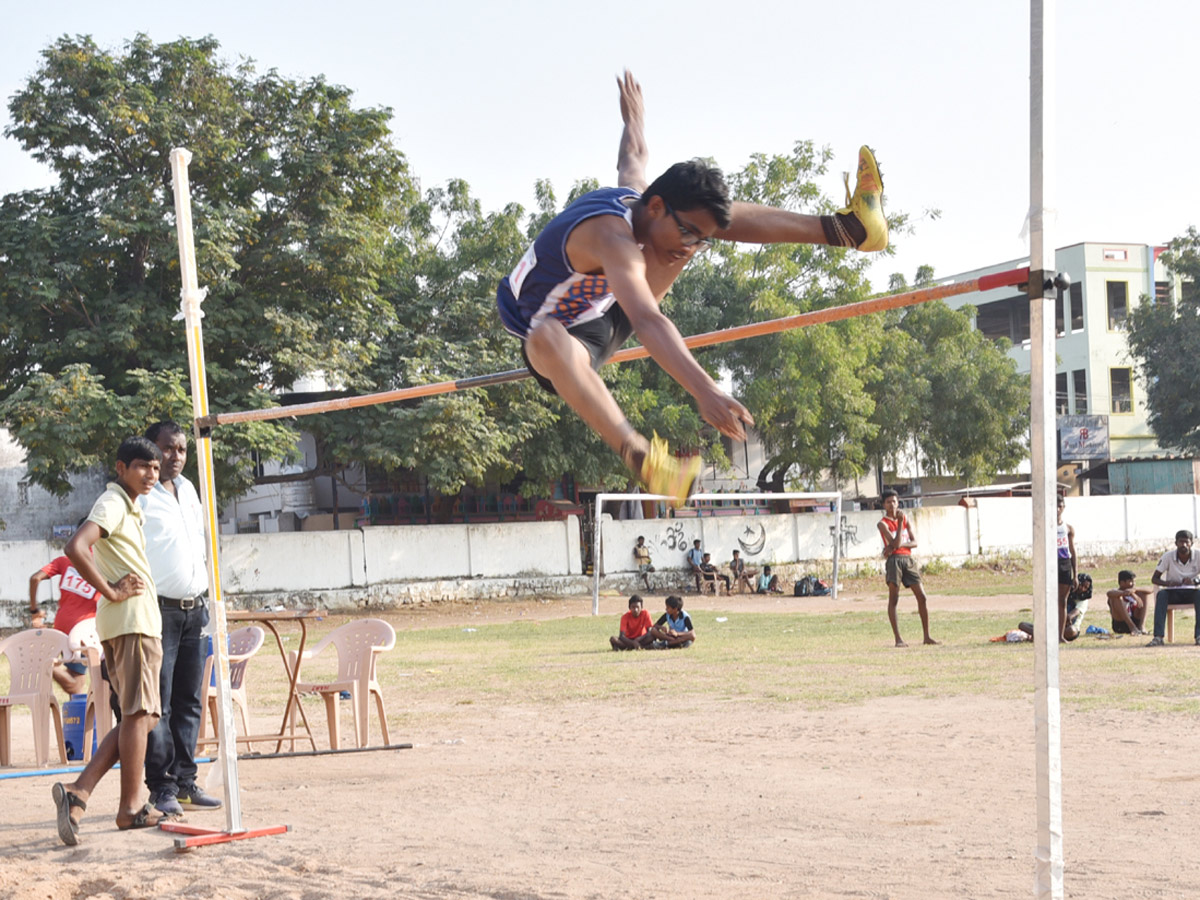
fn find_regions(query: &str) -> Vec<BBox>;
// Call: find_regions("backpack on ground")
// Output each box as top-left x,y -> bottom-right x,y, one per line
793,575 -> 817,597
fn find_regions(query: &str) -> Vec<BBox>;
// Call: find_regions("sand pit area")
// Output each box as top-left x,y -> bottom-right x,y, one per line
2,587 -> 1199,899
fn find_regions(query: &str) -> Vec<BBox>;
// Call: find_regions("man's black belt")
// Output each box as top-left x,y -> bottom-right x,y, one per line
158,593 -> 206,610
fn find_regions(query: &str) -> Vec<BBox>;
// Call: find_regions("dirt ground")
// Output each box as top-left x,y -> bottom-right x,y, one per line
2,589 -> 1199,900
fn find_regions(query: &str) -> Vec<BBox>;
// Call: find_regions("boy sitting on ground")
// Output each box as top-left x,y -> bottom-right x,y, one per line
610,594 -> 655,650
649,595 -> 696,649
1106,570 -> 1150,635
756,565 -> 783,594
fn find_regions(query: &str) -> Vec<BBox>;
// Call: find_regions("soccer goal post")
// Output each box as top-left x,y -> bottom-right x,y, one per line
591,491 -> 843,614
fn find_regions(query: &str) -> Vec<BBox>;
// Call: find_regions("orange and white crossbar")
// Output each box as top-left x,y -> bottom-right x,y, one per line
170,147 -> 286,847
195,267 -> 1030,429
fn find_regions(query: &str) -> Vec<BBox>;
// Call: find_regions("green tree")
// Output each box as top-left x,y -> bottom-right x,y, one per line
1126,227 -> 1200,453
667,142 -> 904,489
875,301 -> 1028,485
0,34 -> 412,498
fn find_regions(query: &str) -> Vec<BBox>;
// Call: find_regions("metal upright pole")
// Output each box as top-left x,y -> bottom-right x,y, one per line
169,148 -> 243,832
1030,3 -> 1065,897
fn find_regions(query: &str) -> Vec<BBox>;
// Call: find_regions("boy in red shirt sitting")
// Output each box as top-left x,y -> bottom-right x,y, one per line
610,595 -> 655,650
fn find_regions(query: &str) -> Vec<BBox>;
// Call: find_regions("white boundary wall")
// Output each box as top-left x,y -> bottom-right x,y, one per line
592,491 -> 841,615
5,497 -> 1199,618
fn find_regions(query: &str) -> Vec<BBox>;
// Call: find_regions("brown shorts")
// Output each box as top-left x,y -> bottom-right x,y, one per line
885,554 -> 922,588
100,634 -> 163,718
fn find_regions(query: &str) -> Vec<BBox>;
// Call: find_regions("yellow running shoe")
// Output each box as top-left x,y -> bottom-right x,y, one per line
639,432 -> 701,509
837,145 -> 888,252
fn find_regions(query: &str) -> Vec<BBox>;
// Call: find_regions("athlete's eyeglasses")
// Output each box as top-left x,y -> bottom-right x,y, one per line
663,202 -> 713,251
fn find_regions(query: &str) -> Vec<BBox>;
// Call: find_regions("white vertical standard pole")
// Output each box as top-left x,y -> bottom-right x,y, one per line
1029,3 -> 1065,897
831,493 -> 842,601
170,148 -> 244,833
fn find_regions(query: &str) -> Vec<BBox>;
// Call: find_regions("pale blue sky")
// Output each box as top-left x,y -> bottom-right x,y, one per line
2,0 -> 1193,292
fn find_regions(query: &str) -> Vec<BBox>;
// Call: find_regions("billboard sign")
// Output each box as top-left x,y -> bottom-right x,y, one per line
1058,414 -> 1109,460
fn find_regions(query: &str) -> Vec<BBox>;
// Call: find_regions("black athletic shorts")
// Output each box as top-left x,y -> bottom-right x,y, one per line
1057,557 -> 1074,586
521,304 -> 633,395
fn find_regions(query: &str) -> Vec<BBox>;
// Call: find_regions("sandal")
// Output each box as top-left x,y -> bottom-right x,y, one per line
52,782 -> 86,846
116,803 -> 167,831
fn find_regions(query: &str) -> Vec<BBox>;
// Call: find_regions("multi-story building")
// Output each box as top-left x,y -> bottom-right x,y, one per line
942,241 -> 1181,465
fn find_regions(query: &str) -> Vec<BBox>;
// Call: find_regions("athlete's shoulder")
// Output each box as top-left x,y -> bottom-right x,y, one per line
564,186 -> 640,214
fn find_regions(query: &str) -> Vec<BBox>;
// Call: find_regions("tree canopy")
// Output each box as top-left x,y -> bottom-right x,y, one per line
1,34 -> 1030,506
0,34 -> 411,497
1125,227 -> 1200,454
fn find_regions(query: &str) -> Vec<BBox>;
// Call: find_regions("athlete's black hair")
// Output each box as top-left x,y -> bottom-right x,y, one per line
643,159 -> 732,229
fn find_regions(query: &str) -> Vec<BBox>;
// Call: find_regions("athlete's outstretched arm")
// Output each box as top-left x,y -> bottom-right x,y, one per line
577,217 -> 753,440
616,70 -> 649,192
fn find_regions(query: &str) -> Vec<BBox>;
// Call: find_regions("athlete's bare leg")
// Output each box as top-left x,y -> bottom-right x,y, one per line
887,583 -> 906,647
525,318 -> 648,466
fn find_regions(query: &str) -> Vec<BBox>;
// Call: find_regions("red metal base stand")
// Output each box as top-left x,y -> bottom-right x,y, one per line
159,820 -> 291,851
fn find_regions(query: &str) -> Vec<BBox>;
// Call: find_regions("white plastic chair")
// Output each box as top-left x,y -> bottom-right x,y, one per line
287,619 -> 395,750
198,626 -> 266,746
68,618 -> 112,762
0,628 -> 70,766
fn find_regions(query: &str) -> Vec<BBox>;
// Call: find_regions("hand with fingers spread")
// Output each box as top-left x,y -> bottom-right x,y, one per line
695,386 -> 754,442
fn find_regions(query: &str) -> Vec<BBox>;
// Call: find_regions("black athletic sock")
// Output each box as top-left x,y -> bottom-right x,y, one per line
819,212 -> 867,248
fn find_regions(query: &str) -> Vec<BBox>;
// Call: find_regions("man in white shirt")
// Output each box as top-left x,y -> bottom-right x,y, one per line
141,422 -> 221,813
1147,529 -> 1200,646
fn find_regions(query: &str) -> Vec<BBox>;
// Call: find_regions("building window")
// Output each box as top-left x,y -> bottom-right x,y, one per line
1072,370 -> 1088,414
1069,283 -> 1084,331
1055,372 -> 1069,415
1155,280 -> 1173,305
250,449 -> 266,480
1102,248 -> 1128,261
1110,367 -> 1133,414
1054,286 -> 1066,336
1012,297 -> 1030,344
973,295 -> 1034,345
975,297 -> 1015,343
18,481 -> 31,506
1107,281 -> 1128,330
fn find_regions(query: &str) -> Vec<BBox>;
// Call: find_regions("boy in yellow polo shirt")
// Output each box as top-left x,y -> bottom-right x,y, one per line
52,436 -> 165,845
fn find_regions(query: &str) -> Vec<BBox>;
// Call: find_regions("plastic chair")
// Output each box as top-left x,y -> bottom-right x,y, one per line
198,626 -> 266,745
0,628 -> 70,767
287,619 -> 395,750
68,619 -> 113,762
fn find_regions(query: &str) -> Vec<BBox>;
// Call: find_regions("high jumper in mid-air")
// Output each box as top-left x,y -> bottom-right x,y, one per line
496,70 -> 888,506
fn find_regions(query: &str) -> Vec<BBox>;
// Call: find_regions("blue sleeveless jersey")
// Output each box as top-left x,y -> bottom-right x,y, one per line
497,187 -> 639,339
